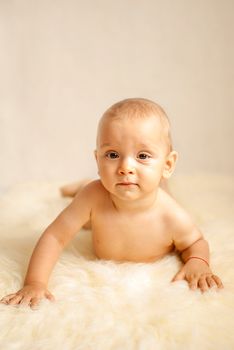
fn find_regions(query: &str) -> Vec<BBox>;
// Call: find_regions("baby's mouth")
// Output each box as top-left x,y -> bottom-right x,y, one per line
117,182 -> 138,186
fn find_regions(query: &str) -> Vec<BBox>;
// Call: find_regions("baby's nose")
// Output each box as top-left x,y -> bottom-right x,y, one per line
118,158 -> 136,175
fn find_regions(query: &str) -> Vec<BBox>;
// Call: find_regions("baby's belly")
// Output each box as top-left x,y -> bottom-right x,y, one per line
92,229 -> 174,263
94,248 -> 172,263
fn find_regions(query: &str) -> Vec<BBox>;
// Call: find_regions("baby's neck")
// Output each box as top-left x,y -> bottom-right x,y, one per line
109,189 -> 160,214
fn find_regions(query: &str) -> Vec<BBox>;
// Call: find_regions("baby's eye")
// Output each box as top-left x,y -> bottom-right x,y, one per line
105,151 -> 119,159
138,153 -> 151,160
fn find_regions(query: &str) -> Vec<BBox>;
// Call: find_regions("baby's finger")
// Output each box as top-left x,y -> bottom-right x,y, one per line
45,291 -> 55,302
30,297 -> 41,308
19,295 -> 34,306
0,298 -> 9,304
1,295 -> 17,304
189,277 -> 199,290
212,275 -> 224,289
206,276 -> 217,289
8,295 -> 23,305
0,293 -> 18,303
198,277 -> 209,292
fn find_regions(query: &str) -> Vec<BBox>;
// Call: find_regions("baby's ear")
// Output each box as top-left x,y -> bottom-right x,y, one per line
163,151 -> 178,179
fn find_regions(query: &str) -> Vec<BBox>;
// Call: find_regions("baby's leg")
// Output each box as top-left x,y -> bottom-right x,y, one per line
60,179 -> 92,229
60,179 -> 92,198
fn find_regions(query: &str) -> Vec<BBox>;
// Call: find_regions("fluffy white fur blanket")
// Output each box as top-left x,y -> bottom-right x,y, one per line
0,175 -> 233,350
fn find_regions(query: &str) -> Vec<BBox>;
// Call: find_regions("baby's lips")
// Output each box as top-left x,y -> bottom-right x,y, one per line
117,180 -> 138,185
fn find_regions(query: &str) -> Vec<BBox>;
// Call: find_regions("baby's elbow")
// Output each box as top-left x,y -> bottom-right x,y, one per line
197,237 -> 209,247
42,221 -> 70,249
182,237 -> 208,253
188,228 -> 205,248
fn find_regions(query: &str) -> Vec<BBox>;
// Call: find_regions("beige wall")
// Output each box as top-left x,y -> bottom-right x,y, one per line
0,0 -> 233,188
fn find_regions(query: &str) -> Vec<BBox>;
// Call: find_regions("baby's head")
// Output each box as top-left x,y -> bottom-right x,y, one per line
95,98 -> 178,199
96,98 -> 173,155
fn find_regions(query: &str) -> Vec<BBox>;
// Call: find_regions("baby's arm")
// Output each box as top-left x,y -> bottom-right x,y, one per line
171,208 -> 223,292
0,183 -> 94,307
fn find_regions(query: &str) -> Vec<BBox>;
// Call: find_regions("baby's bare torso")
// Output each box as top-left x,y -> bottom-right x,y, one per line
90,183 -> 175,262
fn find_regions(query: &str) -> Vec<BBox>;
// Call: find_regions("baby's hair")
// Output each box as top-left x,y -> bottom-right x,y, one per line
99,98 -> 173,153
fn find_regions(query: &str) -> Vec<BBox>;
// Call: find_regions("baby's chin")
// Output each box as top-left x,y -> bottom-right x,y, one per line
113,185 -> 143,200
101,181 -> 149,202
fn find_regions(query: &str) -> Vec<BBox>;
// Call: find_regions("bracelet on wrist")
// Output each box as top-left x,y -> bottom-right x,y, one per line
185,256 -> 209,267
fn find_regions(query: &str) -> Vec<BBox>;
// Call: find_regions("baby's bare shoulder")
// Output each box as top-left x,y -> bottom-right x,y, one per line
67,180 -> 106,218
84,179 -> 105,193
160,190 -> 203,251
77,179 -> 107,202
160,189 -> 189,223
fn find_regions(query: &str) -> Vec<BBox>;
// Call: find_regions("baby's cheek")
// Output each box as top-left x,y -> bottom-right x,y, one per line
98,173 -> 113,191
142,166 -> 161,179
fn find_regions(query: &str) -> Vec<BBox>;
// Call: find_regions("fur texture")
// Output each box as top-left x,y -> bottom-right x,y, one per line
0,176 -> 233,349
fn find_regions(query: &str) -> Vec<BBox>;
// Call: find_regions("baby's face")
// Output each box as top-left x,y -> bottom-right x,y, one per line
95,116 -> 172,201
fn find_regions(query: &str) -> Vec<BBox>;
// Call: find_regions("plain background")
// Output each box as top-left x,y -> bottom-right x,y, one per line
0,0 -> 233,189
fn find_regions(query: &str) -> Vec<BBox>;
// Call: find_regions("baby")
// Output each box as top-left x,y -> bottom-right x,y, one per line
1,98 -> 223,307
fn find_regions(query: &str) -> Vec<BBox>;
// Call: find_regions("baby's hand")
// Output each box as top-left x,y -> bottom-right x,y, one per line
172,259 -> 224,292
0,282 -> 55,308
